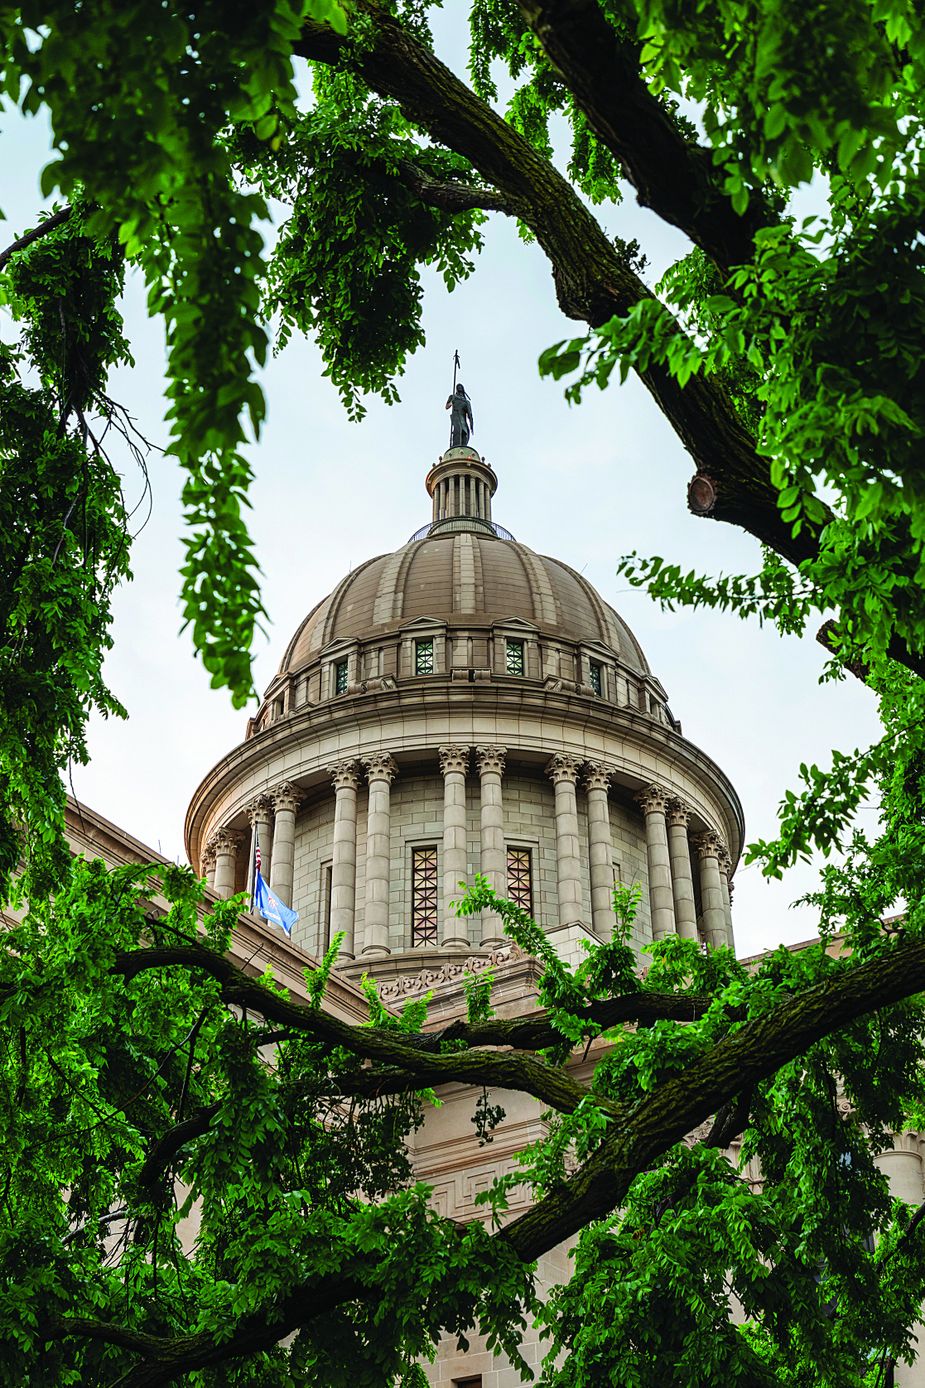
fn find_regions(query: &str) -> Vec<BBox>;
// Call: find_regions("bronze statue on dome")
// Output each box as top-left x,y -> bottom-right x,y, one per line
445,380 -> 473,448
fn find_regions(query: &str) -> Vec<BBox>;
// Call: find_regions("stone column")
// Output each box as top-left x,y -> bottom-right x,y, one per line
362,752 -> 398,955
718,846 -> 735,948
636,785 -> 676,940
201,840 -> 217,890
439,745 -> 470,948
875,1134 -> 925,1388
547,753 -> 584,926
666,800 -> 699,942
583,760 -> 614,938
269,780 -> 302,908
475,746 -> 507,948
695,830 -> 727,949
328,761 -> 361,959
212,827 -> 243,899
245,793 -> 273,896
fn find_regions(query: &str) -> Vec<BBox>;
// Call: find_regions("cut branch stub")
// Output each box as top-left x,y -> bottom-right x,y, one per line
688,472 -> 719,516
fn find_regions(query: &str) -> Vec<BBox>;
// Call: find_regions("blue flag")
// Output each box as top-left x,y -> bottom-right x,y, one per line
253,868 -> 299,936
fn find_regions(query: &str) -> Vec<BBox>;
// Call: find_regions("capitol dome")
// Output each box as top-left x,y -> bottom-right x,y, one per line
186,435 -> 743,988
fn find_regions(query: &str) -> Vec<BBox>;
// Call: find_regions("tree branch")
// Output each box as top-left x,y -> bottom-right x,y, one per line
396,159 -> 512,214
516,0 -> 769,275
500,936 -> 925,1260
0,206 -> 73,272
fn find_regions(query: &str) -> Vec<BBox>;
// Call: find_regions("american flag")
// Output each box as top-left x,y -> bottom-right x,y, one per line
255,840 -> 262,875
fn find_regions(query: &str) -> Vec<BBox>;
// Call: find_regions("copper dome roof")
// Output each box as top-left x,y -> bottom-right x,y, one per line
276,530 -> 650,677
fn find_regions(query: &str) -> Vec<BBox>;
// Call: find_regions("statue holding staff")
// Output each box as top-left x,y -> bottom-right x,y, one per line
445,381 -> 474,447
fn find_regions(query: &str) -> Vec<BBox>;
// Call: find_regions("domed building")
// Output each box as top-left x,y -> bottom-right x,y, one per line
186,440 -> 742,992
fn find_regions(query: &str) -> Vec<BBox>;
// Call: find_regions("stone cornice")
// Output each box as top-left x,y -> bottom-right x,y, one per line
186,680 -> 745,868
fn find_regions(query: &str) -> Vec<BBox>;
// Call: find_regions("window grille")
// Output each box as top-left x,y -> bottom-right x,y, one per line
415,639 -> 435,675
334,660 -> 348,695
411,846 -> 439,946
506,639 -> 525,676
507,847 -> 533,914
589,661 -> 603,695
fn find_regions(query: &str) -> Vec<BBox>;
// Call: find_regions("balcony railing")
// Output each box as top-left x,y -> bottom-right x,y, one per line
407,517 -> 516,543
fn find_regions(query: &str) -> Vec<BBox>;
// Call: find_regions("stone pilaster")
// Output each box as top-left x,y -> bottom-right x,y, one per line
211,827 -> 243,899
439,745 -> 470,948
201,840 -> 217,890
666,799 -> 698,942
245,793 -> 274,896
328,761 -> 361,959
636,785 -> 676,940
361,752 -> 398,955
582,761 -> 614,938
475,746 -> 507,948
269,780 -> 302,909
694,830 -> 727,950
718,845 -> 735,947
547,753 -> 583,927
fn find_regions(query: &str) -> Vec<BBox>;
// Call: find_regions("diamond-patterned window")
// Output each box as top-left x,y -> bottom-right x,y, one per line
415,639 -> 435,675
507,847 -> 533,915
334,660 -> 348,695
506,640 -> 525,676
589,661 -> 603,696
411,846 -> 439,946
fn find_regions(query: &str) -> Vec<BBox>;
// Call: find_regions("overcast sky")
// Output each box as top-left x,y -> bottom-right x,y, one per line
1,41 -> 882,958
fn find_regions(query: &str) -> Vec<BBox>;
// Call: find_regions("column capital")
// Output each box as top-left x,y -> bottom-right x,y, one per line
210,826 -> 243,854
666,798 -> 692,829
475,745 -> 506,777
636,783 -> 671,816
581,760 -> 613,793
362,751 -> 398,785
200,842 -> 217,872
546,752 -> 580,785
717,845 -> 733,875
245,793 -> 273,825
438,744 -> 470,777
693,829 -> 723,860
328,760 -> 362,793
271,779 -> 302,814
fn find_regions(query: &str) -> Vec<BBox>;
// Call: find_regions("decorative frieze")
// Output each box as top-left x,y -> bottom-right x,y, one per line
377,943 -> 525,1004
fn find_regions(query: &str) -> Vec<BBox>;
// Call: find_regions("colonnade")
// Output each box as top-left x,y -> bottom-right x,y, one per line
201,756 -> 734,955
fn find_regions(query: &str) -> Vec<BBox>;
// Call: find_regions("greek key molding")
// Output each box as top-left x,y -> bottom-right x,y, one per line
635,783 -> 671,816
362,752 -> 398,785
546,752 -> 580,785
271,780 -> 302,814
475,745 -> 507,777
581,760 -> 613,793
327,760 -> 362,793
438,744 -> 470,777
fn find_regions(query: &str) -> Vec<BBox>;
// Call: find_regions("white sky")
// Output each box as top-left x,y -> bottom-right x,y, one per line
1,41 -> 883,958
